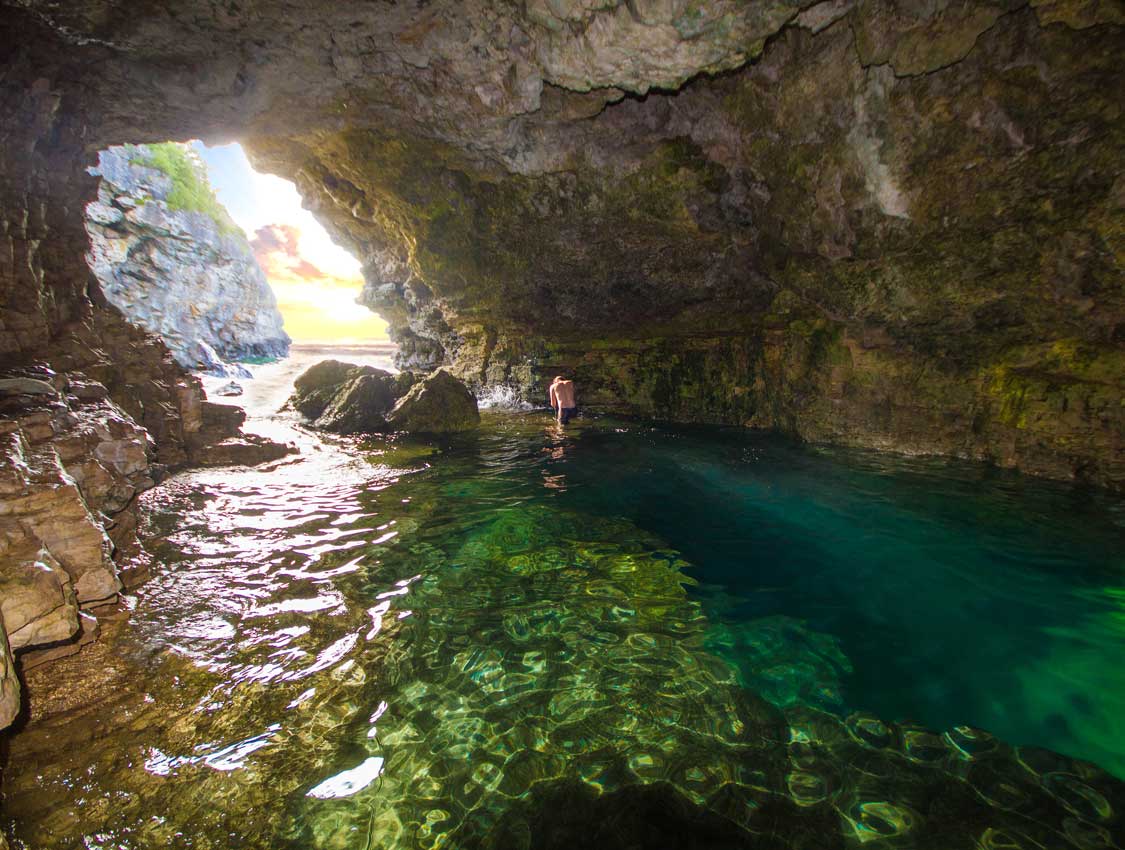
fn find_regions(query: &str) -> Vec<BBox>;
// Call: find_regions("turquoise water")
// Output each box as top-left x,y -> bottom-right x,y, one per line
4,410 -> 1124,849
540,421 -> 1125,772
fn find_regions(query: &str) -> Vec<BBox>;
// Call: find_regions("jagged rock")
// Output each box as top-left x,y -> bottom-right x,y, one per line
18,612 -> 99,672
196,341 -> 254,379
0,350 -> 289,730
386,369 -> 481,434
192,435 -> 297,468
0,431 -> 120,606
0,539 -> 78,650
214,381 -> 244,397
316,371 -> 408,434
0,613 -> 18,731
66,378 -> 109,402
0,378 -> 57,397
86,144 -> 290,373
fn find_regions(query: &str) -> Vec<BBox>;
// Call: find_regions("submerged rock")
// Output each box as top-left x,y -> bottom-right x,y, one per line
289,360 -> 477,435
86,144 -> 290,374
386,369 -> 481,434
213,380 -> 243,397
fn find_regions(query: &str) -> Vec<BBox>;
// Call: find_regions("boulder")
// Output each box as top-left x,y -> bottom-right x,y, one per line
316,371 -> 402,434
289,360 -> 417,433
290,359 -> 364,419
386,369 -> 480,434
0,539 -> 79,650
214,380 -> 243,397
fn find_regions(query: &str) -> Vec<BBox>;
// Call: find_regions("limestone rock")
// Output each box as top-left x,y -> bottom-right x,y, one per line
386,370 -> 480,434
86,144 -> 290,374
0,431 -> 120,606
316,371 -> 405,434
192,435 -> 297,468
0,614 -> 18,731
0,539 -> 79,650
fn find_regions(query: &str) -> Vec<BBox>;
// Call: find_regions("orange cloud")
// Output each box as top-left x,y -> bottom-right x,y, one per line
251,224 -> 327,282
249,222 -> 387,342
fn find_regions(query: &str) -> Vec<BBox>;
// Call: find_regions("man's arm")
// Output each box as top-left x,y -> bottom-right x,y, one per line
549,385 -> 558,411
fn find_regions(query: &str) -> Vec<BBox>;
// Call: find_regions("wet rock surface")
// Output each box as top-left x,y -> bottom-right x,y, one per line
386,369 -> 481,434
288,360 -> 477,435
0,343 -> 289,731
86,144 -> 290,374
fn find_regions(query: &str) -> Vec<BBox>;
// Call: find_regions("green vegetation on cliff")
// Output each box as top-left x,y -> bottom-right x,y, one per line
131,143 -> 241,235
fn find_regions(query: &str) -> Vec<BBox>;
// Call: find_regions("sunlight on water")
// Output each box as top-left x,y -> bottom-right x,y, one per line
3,385 -> 1123,849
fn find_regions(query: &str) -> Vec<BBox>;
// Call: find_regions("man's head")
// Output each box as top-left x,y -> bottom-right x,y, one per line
553,375 -> 566,384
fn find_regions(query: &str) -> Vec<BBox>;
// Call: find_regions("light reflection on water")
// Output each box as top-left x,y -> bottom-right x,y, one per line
3,374 -> 1124,849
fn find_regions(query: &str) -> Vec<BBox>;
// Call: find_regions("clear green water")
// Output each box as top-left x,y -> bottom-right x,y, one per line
4,411 -> 1124,849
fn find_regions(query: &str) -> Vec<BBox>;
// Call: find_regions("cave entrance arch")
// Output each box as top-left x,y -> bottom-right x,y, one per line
84,139 -> 392,382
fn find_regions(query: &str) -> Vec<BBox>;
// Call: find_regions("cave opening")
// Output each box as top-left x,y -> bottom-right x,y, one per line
84,138 -> 393,385
2,2 -> 1124,848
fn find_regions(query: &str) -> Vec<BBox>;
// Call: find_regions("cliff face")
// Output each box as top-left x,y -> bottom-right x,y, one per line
87,144 -> 290,373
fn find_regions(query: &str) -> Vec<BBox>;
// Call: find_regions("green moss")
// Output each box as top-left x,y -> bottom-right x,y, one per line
130,143 -> 241,235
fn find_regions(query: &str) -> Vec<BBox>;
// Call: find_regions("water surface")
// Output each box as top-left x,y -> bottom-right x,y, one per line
4,387 -> 1123,849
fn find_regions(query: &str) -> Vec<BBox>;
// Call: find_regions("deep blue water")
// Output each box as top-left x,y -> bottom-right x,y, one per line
520,417 -> 1125,777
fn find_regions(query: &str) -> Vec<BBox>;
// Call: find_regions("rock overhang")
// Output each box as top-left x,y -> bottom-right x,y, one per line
0,0 -> 1122,489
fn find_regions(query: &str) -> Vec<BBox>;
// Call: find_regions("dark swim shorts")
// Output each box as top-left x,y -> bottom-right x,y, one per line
559,407 -> 578,424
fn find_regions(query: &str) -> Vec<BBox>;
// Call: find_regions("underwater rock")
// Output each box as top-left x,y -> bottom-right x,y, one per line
705,615 -> 853,712
86,144 -> 290,373
213,380 -> 243,397
478,780 -> 772,850
385,369 -> 480,434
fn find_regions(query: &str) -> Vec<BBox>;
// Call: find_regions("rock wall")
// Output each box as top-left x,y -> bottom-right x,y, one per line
245,6 -> 1122,488
87,143 -> 290,372
0,31 -> 288,725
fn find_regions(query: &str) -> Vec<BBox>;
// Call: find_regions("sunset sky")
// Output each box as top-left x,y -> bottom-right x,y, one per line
192,142 -> 388,343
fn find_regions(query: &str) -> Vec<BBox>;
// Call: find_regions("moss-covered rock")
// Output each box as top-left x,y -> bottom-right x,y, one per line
386,369 -> 480,434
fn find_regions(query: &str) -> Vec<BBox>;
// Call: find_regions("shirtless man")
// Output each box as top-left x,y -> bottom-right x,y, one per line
549,375 -> 578,424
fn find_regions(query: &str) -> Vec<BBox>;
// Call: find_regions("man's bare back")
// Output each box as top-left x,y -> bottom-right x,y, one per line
549,377 -> 577,424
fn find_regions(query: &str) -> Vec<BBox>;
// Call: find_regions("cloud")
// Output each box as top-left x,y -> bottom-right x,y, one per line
251,224 -> 329,282
247,221 -> 387,342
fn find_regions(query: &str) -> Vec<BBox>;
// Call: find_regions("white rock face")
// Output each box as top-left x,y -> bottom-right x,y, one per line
86,144 -> 290,373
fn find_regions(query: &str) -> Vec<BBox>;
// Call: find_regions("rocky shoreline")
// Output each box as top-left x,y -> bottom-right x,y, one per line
0,311 -> 292,732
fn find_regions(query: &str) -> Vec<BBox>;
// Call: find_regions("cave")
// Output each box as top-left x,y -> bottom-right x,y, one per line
1,2 -> 1123,848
